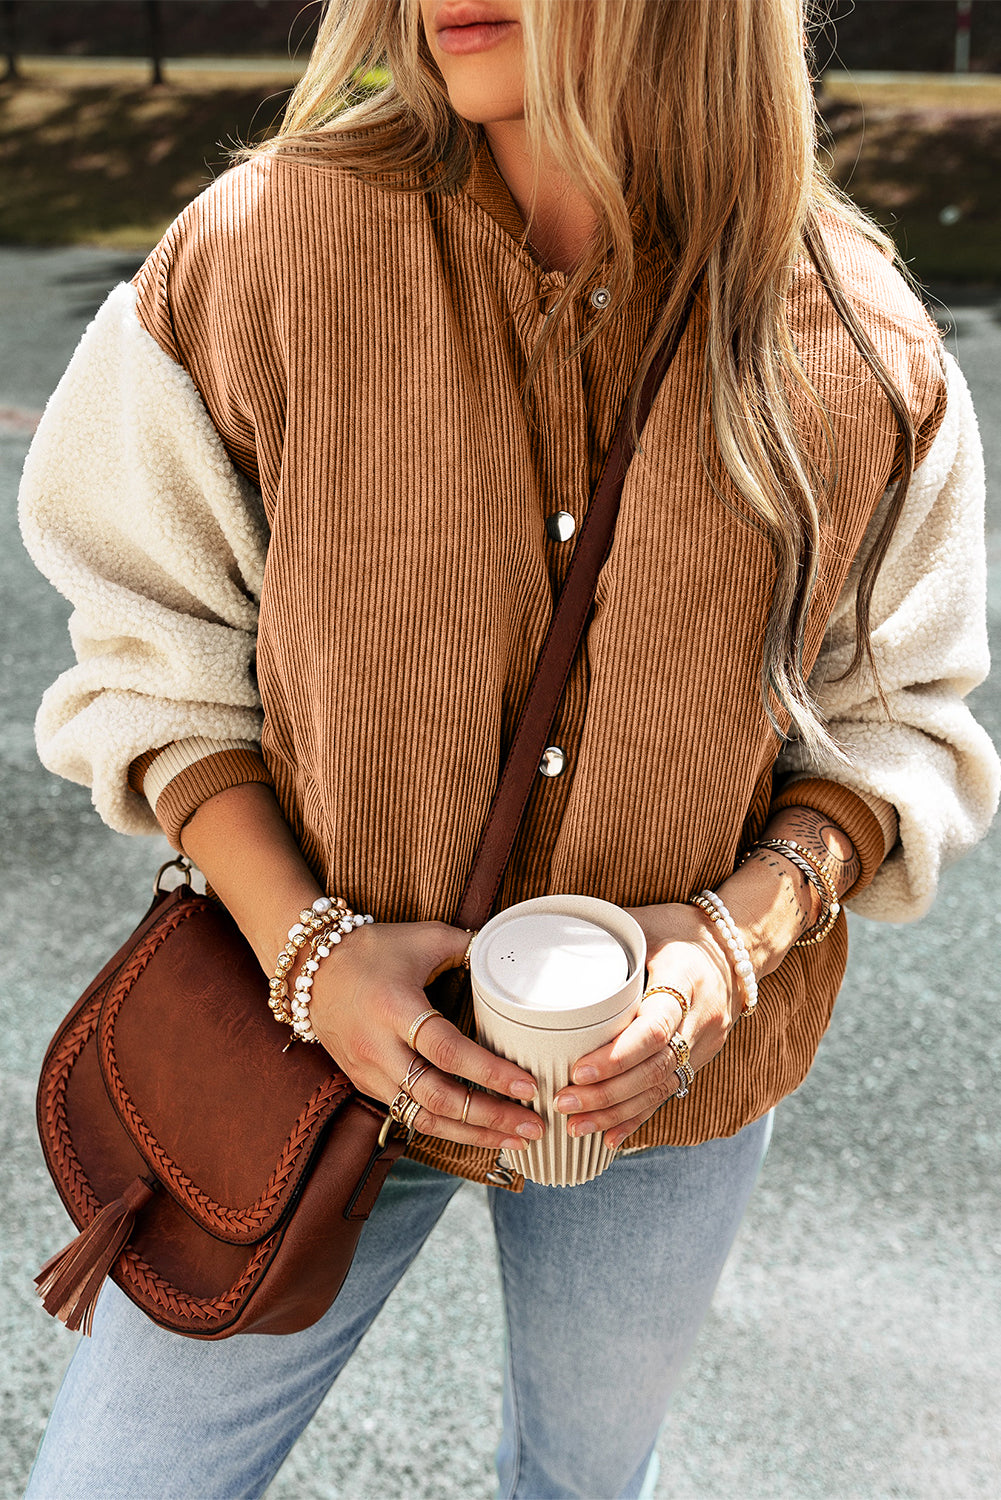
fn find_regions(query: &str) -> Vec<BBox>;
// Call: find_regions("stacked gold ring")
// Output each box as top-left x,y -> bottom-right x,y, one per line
673,1058 -> 695,1097
669,1034 -> 691,1071
389,1090 -> 422,1139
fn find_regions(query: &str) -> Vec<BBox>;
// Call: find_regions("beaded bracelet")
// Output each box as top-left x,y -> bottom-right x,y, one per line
287,913 -> 373,1043
268,895 -> 374,1034
688,889 -> 759,1017
750,839 -> 841,947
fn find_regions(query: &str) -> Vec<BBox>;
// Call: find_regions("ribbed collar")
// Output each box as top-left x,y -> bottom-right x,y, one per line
463,137 -> 532,252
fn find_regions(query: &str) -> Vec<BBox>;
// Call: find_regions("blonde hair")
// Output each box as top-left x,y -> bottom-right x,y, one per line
242,0 -> 916,757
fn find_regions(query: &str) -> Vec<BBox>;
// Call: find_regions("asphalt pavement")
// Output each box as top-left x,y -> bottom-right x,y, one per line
1,246 -> 998,1500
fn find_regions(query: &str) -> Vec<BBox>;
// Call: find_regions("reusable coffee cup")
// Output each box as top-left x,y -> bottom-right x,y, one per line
469,894 -> 646,1187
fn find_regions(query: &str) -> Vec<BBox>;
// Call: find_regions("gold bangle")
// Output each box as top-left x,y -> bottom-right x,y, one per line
752,839 -> 841,947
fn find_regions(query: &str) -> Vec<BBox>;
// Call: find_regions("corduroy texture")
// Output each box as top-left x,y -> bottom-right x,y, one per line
124,143 -> 950,1172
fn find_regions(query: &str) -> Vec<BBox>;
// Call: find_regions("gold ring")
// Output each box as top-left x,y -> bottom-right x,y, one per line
460,1085 -> 473,1125
675,1059 -> 695,1087
400,1056 -> 430,1094
389,1090 -> 422,1141
407,1007 -> 443,1051
643,985 -> 692,1016
389,1088 -> 413,1124
400,1096 -> 422,1131
462,931 -> 479,971
669,1034 -> 691,1071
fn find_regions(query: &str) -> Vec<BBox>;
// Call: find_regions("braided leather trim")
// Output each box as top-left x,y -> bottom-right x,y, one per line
118,1234 -> 278,1326
98,898 -> 351,1241
37,987 -> 106,1230
38,983 -> 285,1330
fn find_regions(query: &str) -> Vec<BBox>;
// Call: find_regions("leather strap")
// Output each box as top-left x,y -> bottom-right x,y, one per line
454,289 -> 698,930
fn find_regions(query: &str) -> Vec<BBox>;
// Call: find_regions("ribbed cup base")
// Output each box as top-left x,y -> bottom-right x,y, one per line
479,1033 -> 618,1187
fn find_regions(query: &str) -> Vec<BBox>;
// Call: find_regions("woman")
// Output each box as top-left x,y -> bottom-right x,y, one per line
18,1 -> 997,1496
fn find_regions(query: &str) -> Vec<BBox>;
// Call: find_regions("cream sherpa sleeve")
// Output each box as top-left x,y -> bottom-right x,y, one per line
18,281 -> 270,838
775,350 -> 999,922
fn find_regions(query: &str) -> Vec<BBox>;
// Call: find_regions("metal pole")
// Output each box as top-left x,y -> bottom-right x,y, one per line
2,0 -> 20,82
955,0 -> 973,73
146,0 -> 164,87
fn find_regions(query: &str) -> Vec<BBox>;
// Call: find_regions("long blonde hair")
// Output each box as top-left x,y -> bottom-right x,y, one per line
242,0 -> 916,757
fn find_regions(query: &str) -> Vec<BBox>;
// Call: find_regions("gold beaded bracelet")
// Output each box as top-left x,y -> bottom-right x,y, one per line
267,894 -> 373,1032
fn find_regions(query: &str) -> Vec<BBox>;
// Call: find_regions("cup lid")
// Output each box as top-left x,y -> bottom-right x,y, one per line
470,895 -> 646,1030
477,913 -> 628,1010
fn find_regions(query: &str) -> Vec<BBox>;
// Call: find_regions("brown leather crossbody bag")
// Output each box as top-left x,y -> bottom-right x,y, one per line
33,293 -> 695,1341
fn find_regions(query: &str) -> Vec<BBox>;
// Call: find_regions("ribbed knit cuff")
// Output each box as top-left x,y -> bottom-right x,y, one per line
128,739 -> 274,850
768,777 -> 889,898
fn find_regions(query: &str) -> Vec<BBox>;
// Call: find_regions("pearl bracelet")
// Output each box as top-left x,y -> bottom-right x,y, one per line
268,895 -> 374,1034
287,913 -> 374,1043
688,889 -> 759,1017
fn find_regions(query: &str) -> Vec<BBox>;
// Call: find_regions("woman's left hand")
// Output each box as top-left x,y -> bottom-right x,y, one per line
554,806 -> 856,1149
553,902 -> 742,1149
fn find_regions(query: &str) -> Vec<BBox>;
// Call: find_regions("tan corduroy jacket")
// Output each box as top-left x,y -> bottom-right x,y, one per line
19,142 -> 999,1186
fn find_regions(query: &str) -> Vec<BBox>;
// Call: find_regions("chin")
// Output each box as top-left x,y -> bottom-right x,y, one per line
441,87 -> 525,126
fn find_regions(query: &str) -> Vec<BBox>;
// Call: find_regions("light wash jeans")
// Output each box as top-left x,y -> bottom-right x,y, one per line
27,1114 -> 772,1500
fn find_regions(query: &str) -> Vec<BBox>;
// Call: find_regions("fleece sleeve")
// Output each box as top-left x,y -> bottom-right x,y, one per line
17,281 -> 272,840
774,350 -> 999,921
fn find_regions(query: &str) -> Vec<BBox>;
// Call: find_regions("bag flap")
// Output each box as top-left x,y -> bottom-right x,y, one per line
97,889 -> 354,1244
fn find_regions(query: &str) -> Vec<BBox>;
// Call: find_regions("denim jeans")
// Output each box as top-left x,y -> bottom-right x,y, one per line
27,1113 -> 771,1500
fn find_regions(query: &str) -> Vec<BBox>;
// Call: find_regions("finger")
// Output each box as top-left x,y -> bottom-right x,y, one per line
568,996 -> 683,1086
416,922 -> 476,987
414,1014 -> 539,1103
403,1070 -> 544,1149
605,1112 -> 655,1152
555,1039 -> 685,1121
560,1078 -> 677,1140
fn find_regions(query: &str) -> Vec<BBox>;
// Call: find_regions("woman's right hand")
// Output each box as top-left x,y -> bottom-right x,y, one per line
306,920 -> 544,1152
179,786 -> 539,1148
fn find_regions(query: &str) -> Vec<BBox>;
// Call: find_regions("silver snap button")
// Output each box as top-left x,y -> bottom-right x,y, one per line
486,1166 -> 518,1188
590,286 -> 611,310
539,746 -> 566,778
545,510 -> 576,543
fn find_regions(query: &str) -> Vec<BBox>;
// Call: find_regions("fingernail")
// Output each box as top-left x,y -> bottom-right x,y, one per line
568,1119 -> 595,1138
509,1080 -> 537,1100
556,1093 -> 580,1112
573,1065 -> 598,1084
502,1136 -> 528,1150
516,1119 -> 543,1139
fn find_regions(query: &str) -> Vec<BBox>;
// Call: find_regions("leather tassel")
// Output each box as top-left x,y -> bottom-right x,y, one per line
35,1176 -> 156,1335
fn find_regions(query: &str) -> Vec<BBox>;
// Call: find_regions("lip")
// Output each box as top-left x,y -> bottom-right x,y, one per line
436,20 -> 518,55
432,3 -> 518,56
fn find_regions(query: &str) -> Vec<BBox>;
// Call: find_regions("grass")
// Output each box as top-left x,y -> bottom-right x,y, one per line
0,60 -> 998,280
0,60 -> 300,249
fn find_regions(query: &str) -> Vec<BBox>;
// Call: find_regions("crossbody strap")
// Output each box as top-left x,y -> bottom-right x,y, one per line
454,288 -> 698,930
